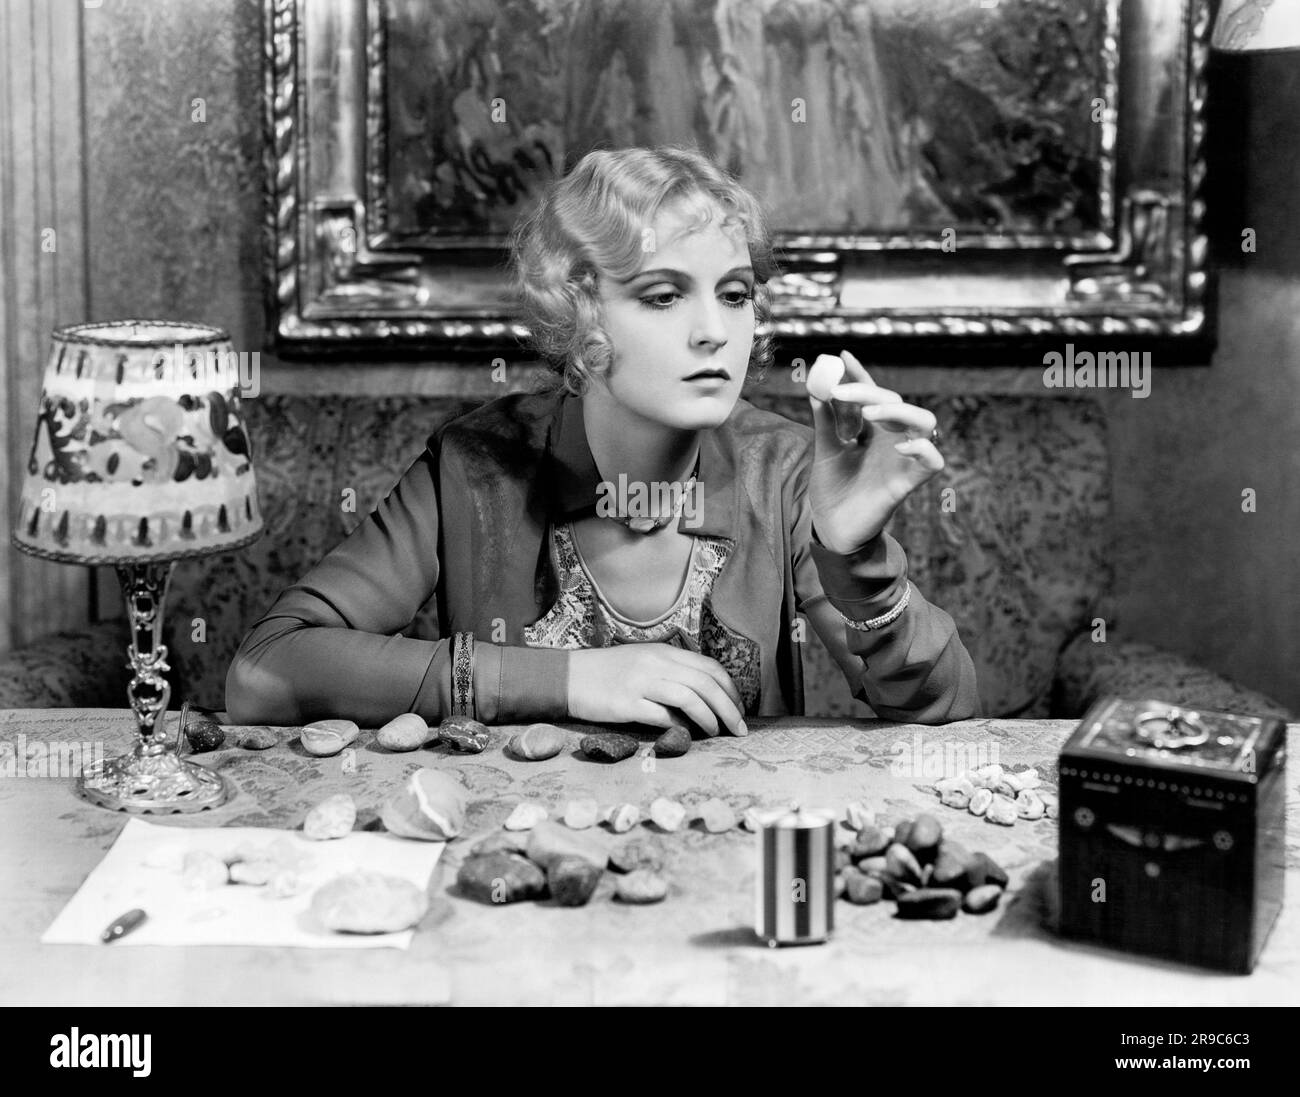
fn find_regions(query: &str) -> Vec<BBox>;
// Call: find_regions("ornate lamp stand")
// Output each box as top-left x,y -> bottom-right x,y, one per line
76,562 -> 230,813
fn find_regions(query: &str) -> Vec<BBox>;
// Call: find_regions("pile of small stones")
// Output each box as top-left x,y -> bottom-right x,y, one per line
930,764 -> 1058,827
457,819 -> 670,908
835,808 -> 1009,919
458,792 -> 760,908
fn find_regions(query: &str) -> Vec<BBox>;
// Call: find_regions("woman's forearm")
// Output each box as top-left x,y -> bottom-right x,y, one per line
224,611 -> 445,727
225,609 -> 571,728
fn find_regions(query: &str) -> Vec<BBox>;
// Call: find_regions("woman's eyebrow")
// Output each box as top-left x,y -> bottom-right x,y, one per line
622,265 -> 754,286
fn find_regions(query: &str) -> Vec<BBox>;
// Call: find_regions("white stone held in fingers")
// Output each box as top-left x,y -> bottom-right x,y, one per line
806,355 -> 846,402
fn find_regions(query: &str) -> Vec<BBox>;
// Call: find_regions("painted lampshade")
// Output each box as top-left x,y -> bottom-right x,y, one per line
1212,0 -> 1300,51
11,320 -> 263,565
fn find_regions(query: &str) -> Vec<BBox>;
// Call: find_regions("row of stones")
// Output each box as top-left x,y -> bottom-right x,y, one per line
190,715 -> 695,762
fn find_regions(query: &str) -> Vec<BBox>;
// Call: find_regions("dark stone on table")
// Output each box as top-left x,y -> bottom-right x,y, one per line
457,851 -> 547,905
653,726 -> 691,757
929,842 -> 976,892
235,726 -> 277,751
580,732 -> 638,762
438,716 -> 491,754
548,857 -> 603,906
880,874 -> 917,901
185,718 -> 225,753
895,887 -> 963,920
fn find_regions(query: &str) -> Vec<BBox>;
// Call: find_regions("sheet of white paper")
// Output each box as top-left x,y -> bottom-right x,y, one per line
41,818 -> 445,949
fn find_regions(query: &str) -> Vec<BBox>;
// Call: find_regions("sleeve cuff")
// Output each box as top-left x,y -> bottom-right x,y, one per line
473,643 -> 571,724
809,526 -> 907,613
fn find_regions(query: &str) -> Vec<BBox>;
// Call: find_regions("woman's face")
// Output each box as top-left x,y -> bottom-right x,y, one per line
593,196 -> 755,430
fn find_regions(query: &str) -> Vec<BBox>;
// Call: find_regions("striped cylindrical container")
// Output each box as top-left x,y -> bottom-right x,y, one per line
755,805 -> 836,947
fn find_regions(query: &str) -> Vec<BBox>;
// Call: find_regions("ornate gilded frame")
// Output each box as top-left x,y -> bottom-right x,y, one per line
262,0 -> 1213,359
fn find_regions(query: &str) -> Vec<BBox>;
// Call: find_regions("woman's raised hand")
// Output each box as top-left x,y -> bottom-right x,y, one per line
567,643 -> 748,737
806,349 -> 944,555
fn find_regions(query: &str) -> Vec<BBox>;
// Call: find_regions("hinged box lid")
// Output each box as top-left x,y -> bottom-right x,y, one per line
1061,696 -> 1286,783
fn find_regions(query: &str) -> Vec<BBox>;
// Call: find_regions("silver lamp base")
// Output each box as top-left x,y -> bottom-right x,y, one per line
77,741 -> 229,814
75,561 -> 230,813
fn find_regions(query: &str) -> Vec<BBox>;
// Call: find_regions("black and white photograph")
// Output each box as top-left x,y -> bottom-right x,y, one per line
0,0 -> 1296,1050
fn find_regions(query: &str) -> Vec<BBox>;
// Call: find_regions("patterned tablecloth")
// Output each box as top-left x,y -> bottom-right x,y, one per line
1,709 -> 1297,1006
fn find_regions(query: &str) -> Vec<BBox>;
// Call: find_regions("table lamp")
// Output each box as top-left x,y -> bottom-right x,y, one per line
10,320 -> 263,812
1212,0 -> 1300,51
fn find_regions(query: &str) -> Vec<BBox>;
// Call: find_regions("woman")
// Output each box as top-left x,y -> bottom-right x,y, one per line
225,146 -> 978,732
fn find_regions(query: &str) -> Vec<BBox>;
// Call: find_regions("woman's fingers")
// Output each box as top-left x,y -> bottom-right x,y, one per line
892,437 -> 946,473
666,649 -> 744,712
647,680 -> 721,737
860,402 -> 938,438
808,389 -> 847,456
634,701 -> 693,734
828,381 -> 903,406
673,666 -> 746,737
841,349 -> 873,385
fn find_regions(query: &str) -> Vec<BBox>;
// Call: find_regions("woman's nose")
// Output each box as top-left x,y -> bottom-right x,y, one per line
690,297 -> 729,349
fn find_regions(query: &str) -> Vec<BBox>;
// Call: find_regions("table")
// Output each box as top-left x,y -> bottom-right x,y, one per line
2,709 -> 1296,1006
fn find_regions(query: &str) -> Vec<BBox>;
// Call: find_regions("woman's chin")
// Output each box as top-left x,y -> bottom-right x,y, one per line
666,394 -> 738,429
607,385 -> 741,431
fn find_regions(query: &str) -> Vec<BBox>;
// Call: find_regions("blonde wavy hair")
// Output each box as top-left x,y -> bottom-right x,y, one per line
507,145 -> 781,398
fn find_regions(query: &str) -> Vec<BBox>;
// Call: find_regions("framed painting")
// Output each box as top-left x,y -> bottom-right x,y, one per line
262,0 -> 1212,359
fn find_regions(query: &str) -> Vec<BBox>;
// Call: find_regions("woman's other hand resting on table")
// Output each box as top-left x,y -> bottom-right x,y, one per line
566,643 -> 748,737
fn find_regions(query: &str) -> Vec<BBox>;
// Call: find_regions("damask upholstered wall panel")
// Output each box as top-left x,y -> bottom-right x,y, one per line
85,0 -> 265,336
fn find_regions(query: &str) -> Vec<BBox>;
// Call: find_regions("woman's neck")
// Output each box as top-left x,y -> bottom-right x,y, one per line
581,387 -> 700,490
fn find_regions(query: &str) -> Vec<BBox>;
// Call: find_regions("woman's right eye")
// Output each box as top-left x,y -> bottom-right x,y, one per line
638,292 -> 680,311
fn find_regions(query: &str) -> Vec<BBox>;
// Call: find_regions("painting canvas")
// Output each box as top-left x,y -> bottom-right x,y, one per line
379,0 -> 1113,246
263,0 -> 1210,356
